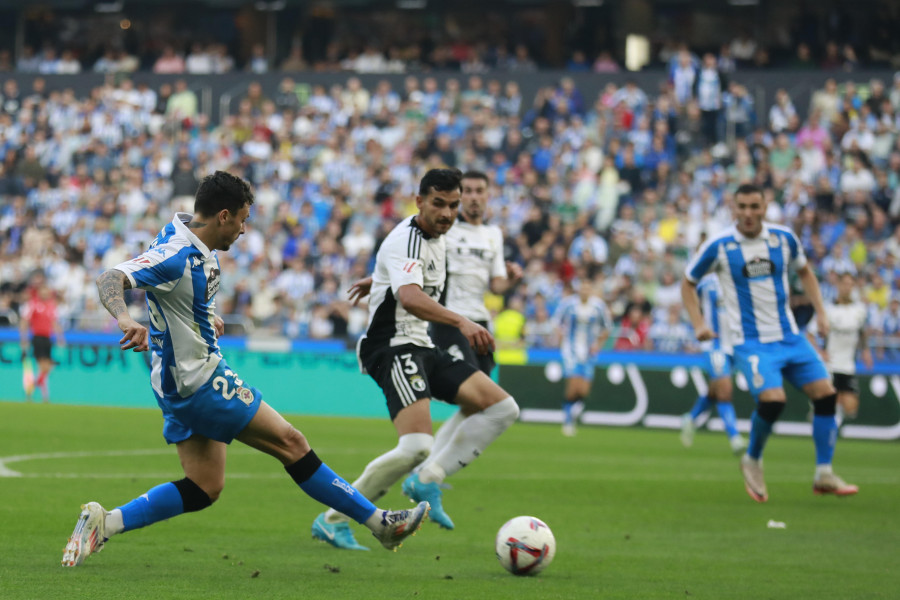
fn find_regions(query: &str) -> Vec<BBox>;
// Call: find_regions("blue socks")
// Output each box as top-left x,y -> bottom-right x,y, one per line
747,412 -> 772,460
812,415 -> 837,465
285,450 -> 377,524
118,482 -> 185,532
747,401 -> 784,460
716,402 -> 740,438
563,401 -> 575,426
689,395 -> 712,420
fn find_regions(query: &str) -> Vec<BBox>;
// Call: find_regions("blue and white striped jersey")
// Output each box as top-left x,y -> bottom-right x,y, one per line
115,213 -> 223,399
685,223 -> 807,345
554,294 -> 613,362
696,274 -> 732,354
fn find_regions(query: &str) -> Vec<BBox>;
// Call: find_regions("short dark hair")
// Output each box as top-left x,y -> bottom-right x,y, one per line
418,168 -> 463,196
735,183 -> 764,198
461,170 -> 489,185
194,171 -> 254,217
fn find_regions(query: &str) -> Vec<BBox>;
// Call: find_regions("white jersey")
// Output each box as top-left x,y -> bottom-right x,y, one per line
443,217 -> 506,323
685,223 -> 806,346
809,301 -> 868,374
363,216 -> 446,348
114,213 -> 222,398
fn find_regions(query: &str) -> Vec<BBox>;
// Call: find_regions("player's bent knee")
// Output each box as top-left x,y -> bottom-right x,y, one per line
756,400 -> 785,424
484,396 -> 519,427
283,425 -> 312,456
173,477 -> 216,510
812,393 -> 837,416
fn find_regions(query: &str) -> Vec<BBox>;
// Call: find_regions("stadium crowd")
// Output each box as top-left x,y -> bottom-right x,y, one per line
1,69 -> 900,359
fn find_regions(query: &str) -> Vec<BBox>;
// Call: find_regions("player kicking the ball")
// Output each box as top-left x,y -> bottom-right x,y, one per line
310,168 -> 519,550
62,171 -> 428,567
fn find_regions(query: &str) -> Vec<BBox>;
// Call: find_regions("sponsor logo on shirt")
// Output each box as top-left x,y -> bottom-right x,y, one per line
206,267 -> 220,301
742,257 -> 775,279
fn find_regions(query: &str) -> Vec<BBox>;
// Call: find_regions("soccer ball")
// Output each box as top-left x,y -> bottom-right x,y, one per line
495,516 -> 556,576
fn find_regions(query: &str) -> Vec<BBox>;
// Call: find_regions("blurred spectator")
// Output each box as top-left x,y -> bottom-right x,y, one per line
592,51 -> 619,74
247,43 -> 268,74
153,46 -> 185,74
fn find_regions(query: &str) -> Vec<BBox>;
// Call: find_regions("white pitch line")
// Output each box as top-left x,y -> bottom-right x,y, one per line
0,446 -> 354,479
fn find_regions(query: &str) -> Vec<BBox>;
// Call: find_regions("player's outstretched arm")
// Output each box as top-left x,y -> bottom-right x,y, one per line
397,283 -> 495,354
96,269 -> 149,352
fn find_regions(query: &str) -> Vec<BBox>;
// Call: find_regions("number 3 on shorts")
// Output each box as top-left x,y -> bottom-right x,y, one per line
400,353 -> 418,375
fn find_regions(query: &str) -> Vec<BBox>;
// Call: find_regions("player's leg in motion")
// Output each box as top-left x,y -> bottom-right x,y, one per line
404,372 -> 519,529
805,383 -> 858,496
740,393 -> 783,503
240,403 -> 428,550
680,392 -> 710,447
315,431 -> 433,550
710,375 -> 745,455
561,371 -> 589,437
63,403 -> 428,566
789,342 -> 858,496
62,436 -> 225,567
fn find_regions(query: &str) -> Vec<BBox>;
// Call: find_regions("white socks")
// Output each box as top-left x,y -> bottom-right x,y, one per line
431,409 -> 466,456
418,396 -> 519,484
815,464 -> 833,479
105,509 -> 124,536
325,433 -> 433,525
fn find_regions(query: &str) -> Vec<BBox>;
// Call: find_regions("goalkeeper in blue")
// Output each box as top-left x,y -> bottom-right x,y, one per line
62,171 -> 428,567
679,273 -> 746,455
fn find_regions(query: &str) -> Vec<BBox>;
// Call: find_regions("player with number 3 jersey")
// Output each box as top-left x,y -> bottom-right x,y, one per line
311,169 -> 520,549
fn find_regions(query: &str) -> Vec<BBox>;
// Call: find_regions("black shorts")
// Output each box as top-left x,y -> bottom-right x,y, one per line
832,372 -> 859,395
32,336 -> 52,360
429,321 -> 495,376
359,341 -> 478,421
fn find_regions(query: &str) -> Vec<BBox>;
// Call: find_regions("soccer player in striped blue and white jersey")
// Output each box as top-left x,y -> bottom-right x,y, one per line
682,183 -> 857,503
553,281 -> 612,437
62,171 -> 428,568
679,273 -> 746,455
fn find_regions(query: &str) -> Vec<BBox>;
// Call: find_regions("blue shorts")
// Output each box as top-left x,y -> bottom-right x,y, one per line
704,350 -> 733,380
733,336 -> 829,397
562,352 -> 595,381
155,361 -> 263,444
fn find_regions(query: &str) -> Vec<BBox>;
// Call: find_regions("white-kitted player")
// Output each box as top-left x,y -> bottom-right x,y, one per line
807,271 -> 873,424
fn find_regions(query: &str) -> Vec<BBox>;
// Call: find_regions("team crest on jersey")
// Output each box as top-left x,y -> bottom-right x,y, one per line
742,258 -> 774,279
206,267 -> 221,301
238,387 -> 254,404
725,242 -> 738,251
768,235 -> 780,248
409,375 -> 426,392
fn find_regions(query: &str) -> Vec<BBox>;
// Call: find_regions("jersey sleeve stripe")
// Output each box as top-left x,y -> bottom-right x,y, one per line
406,228 -> 422,260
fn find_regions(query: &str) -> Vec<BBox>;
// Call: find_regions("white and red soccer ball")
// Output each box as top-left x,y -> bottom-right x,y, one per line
495,516 -> 557,576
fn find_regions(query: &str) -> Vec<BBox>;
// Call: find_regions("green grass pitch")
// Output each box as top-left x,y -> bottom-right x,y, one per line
0,401 -> 897,599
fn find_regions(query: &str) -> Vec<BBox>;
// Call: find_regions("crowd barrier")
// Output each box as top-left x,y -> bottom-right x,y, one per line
2,330 -> 898,440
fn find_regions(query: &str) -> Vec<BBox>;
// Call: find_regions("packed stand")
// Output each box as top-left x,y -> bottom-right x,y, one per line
1,70 -> 899,360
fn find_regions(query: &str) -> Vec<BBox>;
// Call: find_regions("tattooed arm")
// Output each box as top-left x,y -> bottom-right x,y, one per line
96,269 -> 149,352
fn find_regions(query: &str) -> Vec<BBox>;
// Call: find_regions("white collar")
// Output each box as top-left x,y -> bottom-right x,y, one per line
173,212 -> 212,258
733,222 -> 770,242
